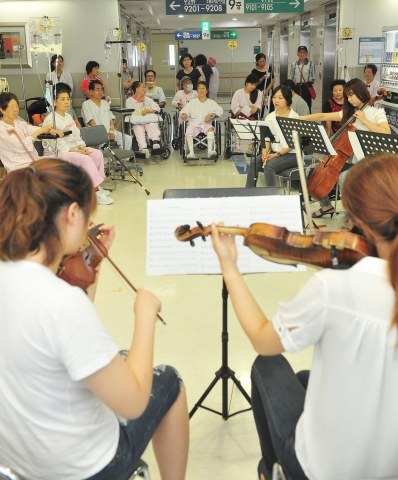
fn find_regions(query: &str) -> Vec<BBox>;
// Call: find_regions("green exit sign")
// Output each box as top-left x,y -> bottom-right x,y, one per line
201,22 -> 210,31
210,30 -> 238,40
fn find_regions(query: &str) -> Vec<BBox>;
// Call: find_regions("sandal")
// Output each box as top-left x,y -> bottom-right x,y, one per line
312,207 -> 335,218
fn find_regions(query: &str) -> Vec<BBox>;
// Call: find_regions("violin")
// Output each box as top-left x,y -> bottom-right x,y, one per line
57,224 -> 166,324
175,222 -> 376,269
307,88 -> 388,201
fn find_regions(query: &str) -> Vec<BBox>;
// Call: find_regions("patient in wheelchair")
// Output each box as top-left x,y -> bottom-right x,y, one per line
172,76 -> 198,109
179,81 -> 223,158
126,81 -> 162,155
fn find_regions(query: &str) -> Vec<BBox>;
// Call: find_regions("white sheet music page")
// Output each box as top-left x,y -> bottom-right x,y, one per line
147,195 -> 305,275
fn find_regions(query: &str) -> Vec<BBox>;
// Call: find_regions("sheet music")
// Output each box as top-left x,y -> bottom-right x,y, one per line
317,125 -> 337,155
147,196 -> 305,276
348,131 -> 365,161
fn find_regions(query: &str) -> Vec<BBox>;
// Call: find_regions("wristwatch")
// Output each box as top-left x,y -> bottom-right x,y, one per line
276,151 -> 282,157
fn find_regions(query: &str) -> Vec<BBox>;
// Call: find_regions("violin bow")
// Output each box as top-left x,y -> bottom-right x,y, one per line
88,227 -> 166,325
292,130 -> 316,235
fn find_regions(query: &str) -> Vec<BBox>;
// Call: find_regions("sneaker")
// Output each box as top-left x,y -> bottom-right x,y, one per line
98,186 -> 111,196
152,143 -> 161,150
139,148 -> 150,159
187,152 -> 195,158
208,150 -> 217,157
96,191 -> 114,205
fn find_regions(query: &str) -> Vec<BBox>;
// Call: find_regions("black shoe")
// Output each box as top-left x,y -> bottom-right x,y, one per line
312,207 -> 335,218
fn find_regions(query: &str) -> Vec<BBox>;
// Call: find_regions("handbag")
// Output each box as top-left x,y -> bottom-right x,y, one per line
297,63 -> 316,100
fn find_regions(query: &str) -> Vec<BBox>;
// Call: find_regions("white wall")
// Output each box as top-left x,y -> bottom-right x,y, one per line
0,0 -> 120,104
339,0 -> 397,80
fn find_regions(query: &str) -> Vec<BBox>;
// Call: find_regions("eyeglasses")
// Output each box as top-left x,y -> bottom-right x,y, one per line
146,76 -> 155,79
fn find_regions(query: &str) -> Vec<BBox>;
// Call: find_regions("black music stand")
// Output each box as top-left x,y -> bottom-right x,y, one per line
275,117 -> 335,226
355,130 -> 398,156
162,187 -> 285,420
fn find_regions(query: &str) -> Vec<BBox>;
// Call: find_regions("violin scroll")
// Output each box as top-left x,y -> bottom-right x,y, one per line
175,221 -> 209,246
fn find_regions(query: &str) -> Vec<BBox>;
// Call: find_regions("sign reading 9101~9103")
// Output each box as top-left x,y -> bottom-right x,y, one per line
166,0 -> 303,15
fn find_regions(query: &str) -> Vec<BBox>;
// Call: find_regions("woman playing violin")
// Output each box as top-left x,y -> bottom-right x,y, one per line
300,78 -> 390,218
211,151 -> 398,480
0,159 -> 189,480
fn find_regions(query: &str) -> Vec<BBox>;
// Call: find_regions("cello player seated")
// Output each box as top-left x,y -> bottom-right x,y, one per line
299,78 -> 390,219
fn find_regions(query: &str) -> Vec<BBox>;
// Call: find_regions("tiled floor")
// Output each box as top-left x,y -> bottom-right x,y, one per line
91,99 -> 345,479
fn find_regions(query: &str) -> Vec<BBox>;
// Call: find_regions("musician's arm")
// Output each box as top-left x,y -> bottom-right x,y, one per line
360,120 -> 390,135
299,112 -> 341,122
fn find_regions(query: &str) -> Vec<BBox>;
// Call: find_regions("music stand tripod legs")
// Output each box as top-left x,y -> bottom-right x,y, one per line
189,279 -> 252,420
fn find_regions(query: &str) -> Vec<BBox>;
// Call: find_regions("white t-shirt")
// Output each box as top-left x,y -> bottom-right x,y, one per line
265,109 -> 299,153
82,99 -> 115,133
272,257 -> 398,480
0,261 -> 119,480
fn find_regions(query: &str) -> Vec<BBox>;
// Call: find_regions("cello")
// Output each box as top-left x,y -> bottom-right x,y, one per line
306,88 -> 387,201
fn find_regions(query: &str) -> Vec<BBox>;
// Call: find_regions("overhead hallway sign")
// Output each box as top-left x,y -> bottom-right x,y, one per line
167,0 -> 303,15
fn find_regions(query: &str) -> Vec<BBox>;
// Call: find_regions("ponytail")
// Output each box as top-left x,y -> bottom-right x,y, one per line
0,159 -> 96,266
388,235 -> 398,330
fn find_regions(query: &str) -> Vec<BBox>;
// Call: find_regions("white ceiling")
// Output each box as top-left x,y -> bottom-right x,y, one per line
119,0 -> 332,32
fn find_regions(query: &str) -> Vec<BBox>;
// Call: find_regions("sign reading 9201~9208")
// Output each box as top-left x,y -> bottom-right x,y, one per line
166,0 -> 304,15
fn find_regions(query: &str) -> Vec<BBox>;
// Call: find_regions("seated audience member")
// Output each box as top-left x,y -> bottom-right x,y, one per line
43,83 -> 113,205
282,79 -> 310,116
45,54 -> 80,128
122,58 -> 134,99
211,151 -> 398,480
0,158 -> 189,480
230,74 -> 262,155
322,79 -> 346,137
81,61 -> 109,100
82,80 -> 133,150
0,92 -> 62,172
364,63 -> 380,98
126,81 -> 161,155
144,70 -> 166,108
245,85 -> 299,188
172,77 -> 198,110
180,81 -> 223,159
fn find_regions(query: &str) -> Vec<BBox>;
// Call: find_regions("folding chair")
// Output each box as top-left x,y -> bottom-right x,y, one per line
80,125 -> 142,190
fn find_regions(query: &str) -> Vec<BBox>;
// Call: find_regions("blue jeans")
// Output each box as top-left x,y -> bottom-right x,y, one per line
245,153 -> 298,187
85,363 -> 182,480
251,355 -> 310,480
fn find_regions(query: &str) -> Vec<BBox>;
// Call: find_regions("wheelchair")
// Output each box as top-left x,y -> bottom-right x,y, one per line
171,109 -> 181,150
178,119 -> 222,163
223,115 -> 233,159
126,113 -> 171,160
159,108 -> 172,146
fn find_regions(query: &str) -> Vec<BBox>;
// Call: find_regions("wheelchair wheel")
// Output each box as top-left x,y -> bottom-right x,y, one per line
172,138 -> 180,149
161,148 -> 171,159
216,122 -> 222,155
166,113 -> 172,144
223,146 -> 231,159
162,115 -> 171,145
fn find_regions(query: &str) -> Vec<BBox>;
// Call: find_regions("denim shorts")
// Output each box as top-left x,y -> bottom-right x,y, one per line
85,359 -> 182,480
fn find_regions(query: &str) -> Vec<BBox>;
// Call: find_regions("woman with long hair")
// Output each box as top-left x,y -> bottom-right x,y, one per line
230,73 -> 262,155
42,83 -> 113,205
211,151 -> 398,480
300,78 -> 390,218
245,85 -> 299,188
0,159 -> 189,480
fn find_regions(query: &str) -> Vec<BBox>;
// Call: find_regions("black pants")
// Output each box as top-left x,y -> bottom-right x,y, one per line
297,83 -> 313,113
